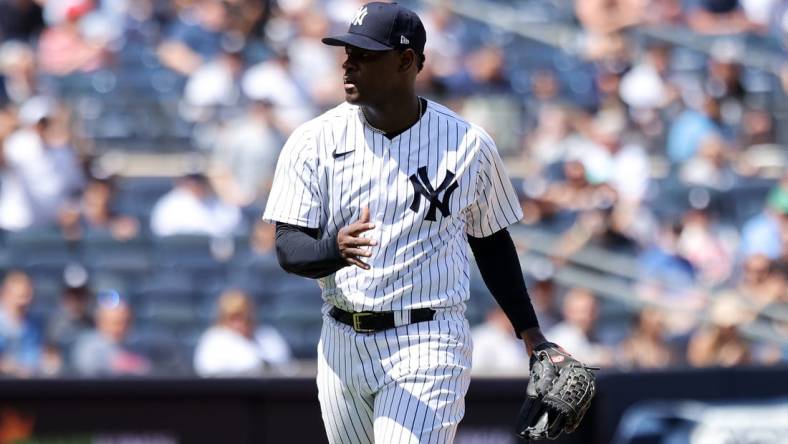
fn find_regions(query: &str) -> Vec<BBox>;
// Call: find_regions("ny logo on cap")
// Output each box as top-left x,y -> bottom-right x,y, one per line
352,6 -> 368,26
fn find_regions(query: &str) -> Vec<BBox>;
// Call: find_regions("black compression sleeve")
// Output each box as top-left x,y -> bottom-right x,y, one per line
275,223 -> 346,279
467,228 -> 540,335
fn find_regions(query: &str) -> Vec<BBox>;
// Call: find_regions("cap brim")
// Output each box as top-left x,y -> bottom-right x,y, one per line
322,33 -> 393,51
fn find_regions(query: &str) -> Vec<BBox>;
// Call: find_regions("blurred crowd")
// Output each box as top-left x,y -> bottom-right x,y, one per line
0,0 -> 786,378
0,268 -> 296,377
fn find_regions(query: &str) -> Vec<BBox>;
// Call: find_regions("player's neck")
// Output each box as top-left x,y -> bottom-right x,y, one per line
361,94 -> 421,135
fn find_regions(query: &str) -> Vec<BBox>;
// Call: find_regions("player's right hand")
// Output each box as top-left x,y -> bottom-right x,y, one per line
337,207 -> 377,270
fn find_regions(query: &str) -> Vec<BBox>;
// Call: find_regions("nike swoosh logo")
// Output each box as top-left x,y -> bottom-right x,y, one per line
332,151 -> 353,159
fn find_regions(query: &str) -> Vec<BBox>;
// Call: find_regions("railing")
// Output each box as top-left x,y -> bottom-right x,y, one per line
509,224 -> 788,346
419,0 -> 786,76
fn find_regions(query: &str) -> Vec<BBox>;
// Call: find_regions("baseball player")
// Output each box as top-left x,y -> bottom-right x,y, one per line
263,3 -> 593,443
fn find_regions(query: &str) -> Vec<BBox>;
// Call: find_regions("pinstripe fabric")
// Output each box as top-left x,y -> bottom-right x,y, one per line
318,308 -> 472,444
263,100 -> 523,312
264,99 -> 521,443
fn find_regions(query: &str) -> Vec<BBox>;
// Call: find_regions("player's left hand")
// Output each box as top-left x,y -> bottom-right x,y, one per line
336,207 -> 378,270
515,342 -> 596,441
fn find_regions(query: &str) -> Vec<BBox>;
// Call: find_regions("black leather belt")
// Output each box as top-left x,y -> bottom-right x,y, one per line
329,306 -> 436,333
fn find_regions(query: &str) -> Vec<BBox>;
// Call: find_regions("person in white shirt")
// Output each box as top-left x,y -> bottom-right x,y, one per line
149,173 -> 242,237
193,289 -> 294,377
241,50 -> 315,132
470,306 -> 529,376
1,97 -> 84,231
208,100 -> 284,206
546,287 -> 613,367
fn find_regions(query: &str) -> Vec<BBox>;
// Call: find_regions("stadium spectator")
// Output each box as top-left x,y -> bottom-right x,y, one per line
705,58 -> 746,104
0,96 -> 84,231
676,208 -> 735,286
194,289 -> 293,377
755,280 -> 788,363
287,9 -> 344,109
224,0 -> 272,39
552,205 -> 643,267
46,283 -> 94,356
739,0 -> 784,29
546,288 -> 613,367
575,0 -> 644,34
638,222 -> 697,289
687,293 -> 754,367
39,342 -> 64,377
575,0 -> 642,59
150,173 -> 242,237
666,95 -> 731,164
405,11 -> 448,93
570,111 -> 650,203
618,308 -> 678,369
454,46 -> 511,95
539,160 -> 617,217
740,177 -> 788,260
678,133 -> 737,189
249,219 -> 276,256
157,0 -> 230,76
419,3 -> 465,81
576,0 -> 650,57
637,221 -> 707,335
0,1 -> 44,42
739,106 -> 775,148
181,47 -> 244,121
531,278 -> 561,331
241,49 -> 315,131
520,104 -> 573,173
71,291 -> 151,376
684,0 -> 757,35
0,41 -> 38,105
471,306 -> 529,376
524,69 -> 574,134
0,271 -> 42,377
207,100 -> 285,206
592,65 -> 627,114
619,43 -> 678,112
733,254 -> 786,309
58,176 -> 140,241
36,1 -> 107,76
0,109 -> 24,230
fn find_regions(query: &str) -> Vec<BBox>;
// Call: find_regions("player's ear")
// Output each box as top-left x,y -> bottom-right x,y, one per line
399,49 -> 416,72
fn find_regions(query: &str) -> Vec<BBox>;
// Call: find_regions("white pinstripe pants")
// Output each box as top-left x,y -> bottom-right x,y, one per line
317,309 -> 472,444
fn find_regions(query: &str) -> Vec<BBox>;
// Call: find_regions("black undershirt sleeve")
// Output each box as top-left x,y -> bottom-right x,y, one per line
467,228 -> 540,336
275,222 -> 346,279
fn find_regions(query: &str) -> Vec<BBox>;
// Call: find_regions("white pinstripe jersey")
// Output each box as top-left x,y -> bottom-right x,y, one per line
263,99 -> 523,312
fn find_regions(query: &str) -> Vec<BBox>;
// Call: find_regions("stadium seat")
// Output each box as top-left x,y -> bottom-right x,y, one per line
153,235 -> 229,269
81,232 -> 151,272
114,177 -> 173,221
5,230 -> 79,268
128,322 -> 193,376
134,270 -> 198,295
273,321 -> 322,359
136,288 -> 204,325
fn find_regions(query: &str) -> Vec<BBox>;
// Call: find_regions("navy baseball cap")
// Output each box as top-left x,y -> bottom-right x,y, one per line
322,2 -> 426,55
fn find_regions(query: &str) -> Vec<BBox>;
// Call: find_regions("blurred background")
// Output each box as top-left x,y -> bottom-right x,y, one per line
0,0 -> 786,442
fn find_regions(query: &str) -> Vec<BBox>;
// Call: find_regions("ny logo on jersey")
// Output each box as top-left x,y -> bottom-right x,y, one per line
352,7 -> 368,26
409,167 -> 459,221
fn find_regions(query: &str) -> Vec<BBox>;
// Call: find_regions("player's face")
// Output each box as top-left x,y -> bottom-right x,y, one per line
342,46 -> 401,105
